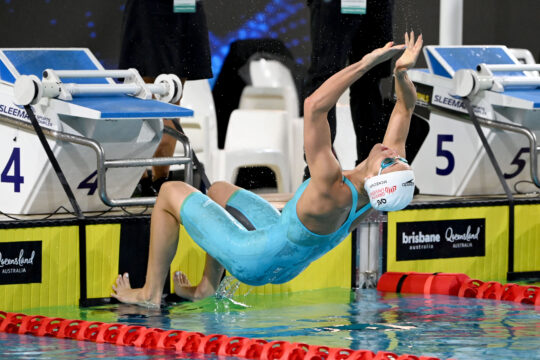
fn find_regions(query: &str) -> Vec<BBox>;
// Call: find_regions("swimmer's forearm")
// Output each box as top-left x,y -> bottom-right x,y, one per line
304,59 -> 370,115
381,70 -> 416,154
394,69 -> 416,114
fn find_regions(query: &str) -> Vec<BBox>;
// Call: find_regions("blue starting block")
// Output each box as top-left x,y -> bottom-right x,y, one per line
408,45 -> 540,195
0,48 -> 193,214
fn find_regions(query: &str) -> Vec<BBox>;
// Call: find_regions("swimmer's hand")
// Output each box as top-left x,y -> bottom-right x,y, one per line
360,41 -> 405,70
395,31 -> 423,74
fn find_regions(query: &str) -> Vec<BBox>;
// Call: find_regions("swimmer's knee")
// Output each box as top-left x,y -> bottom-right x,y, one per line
208,181 -> 232,197
159,181 -> 197,202
208,181 -> 227,194
209,180 -> 230,188
159,181 -> 180,195
208,181 -> 240,206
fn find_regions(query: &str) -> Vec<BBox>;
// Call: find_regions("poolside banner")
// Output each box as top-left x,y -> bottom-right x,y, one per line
396,218 -> 485,260
0,240 -> 42,284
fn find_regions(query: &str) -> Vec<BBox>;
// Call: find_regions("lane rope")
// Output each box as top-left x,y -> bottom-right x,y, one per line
377,272 -> 540,306
0,311 -> 453,360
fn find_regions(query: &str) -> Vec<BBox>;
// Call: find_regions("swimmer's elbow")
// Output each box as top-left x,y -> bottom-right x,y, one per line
304,94 -> 328,115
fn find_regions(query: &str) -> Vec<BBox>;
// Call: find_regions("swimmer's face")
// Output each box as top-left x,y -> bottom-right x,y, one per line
364,143 -> 410,178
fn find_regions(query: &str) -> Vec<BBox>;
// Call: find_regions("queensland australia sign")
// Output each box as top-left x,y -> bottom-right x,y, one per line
396,219 -> 485,261
0,241 -> 42,284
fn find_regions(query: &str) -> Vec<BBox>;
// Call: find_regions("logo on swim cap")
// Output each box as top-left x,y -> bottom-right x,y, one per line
402,179 -> 415,187
368,180 -> 387,188
364,170 -> 415,211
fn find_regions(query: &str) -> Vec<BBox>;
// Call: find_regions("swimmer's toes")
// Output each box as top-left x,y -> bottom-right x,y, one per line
121,273 -> 132,288
174,271 -> 191,287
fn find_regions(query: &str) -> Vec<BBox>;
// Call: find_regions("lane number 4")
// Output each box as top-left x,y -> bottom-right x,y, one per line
1,147 -> 24,192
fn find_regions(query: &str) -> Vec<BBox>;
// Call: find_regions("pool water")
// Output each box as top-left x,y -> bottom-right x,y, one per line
1,286 -> 539,359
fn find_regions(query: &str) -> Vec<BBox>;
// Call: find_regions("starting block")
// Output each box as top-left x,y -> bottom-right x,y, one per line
408,45 -> 540,195
0,48 -> 193,214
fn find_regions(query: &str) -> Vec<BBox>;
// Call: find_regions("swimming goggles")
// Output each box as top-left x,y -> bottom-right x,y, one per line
379,157 -> 408,175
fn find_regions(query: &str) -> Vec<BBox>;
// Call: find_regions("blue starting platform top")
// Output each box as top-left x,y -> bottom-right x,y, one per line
423,46 -> 540,109
424,46 -> 524,78
503,89 -> 540,109
0,48 -> 192,118
70,96 -> 193,118
0,48 -> 108,84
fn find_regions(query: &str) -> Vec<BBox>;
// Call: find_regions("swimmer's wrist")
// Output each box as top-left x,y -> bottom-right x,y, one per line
355,58 -> 372,76
394,68 -> 408,78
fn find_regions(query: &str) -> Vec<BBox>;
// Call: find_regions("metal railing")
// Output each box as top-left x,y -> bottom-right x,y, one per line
427,107 -> 540,188
0,114 -> 193,207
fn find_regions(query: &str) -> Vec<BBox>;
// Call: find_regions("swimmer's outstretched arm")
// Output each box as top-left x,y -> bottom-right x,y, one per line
303,41 -> 405,184
383,32 -> 423,157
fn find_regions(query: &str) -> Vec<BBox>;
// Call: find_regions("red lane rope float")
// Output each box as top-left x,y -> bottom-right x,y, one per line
0,311 -> 455,360
377,272 -> 540,307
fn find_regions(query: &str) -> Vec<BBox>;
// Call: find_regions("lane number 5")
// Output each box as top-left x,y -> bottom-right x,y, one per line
436,134 -> 455,176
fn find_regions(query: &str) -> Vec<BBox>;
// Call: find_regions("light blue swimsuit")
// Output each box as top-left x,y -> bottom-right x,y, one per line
180,178 -> 371,286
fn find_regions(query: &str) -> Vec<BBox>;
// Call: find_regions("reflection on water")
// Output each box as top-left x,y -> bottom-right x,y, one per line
3,288 -> 540,360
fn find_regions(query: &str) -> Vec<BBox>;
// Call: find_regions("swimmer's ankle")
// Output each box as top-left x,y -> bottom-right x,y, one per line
193,281 -> 219,300
140,286 -> 163,306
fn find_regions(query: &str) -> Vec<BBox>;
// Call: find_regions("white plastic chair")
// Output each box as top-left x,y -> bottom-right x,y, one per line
334,88 -> 358,170
172,80 -> 292,193
239,58 -> 299,118
238,58 -> 304,190
215,109 -> 292,193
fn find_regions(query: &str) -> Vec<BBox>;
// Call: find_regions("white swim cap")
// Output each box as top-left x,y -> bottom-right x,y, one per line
364,169 -> 415,211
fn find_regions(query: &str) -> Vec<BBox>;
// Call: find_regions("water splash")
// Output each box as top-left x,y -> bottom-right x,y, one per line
216,276 -> 241,299
214,276 -> 254,309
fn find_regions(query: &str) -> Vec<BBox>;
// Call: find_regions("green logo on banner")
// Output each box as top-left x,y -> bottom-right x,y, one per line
173,0 -> 196,13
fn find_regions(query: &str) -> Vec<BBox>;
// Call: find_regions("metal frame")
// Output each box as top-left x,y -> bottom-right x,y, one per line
0,114 -> 193,207
415,106 -> 540,189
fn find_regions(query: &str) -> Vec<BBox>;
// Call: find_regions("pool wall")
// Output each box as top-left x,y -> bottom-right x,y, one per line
385,201 -> 540,282
0,216 -> 352,312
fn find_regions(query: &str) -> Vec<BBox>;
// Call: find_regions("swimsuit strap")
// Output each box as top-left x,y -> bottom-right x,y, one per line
343,177 -> 372,223
294,177 -> 370,225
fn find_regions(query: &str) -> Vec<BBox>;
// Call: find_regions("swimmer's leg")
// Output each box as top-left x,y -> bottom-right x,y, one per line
112,181 -> 198,307
173,254 -> 224,300
172,181 -> 236,300
207,180 -> 241,206
211,181 -> 280,229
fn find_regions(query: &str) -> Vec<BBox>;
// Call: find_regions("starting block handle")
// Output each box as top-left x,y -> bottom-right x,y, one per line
480,64 -> 540,72
63,83 -> 168,96
497,77 -> 540,87
13,68 -> 183,105
453,63 -> 540,97
50,69 -> 136,79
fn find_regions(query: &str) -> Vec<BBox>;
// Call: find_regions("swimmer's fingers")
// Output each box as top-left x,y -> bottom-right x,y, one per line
408,33 -> 423,64
406,31 -> 423,53
395,31 -> 423,71
361,42 -> 403,68
414,34 -> 424,52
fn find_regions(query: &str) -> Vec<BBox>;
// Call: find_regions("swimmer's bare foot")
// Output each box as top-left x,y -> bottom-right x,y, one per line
173,271 -> 197,301
173,270 -> 220,301
111,273 -> 161,308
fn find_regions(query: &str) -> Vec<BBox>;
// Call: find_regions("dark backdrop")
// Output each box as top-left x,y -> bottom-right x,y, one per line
0,0 -> 538,82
